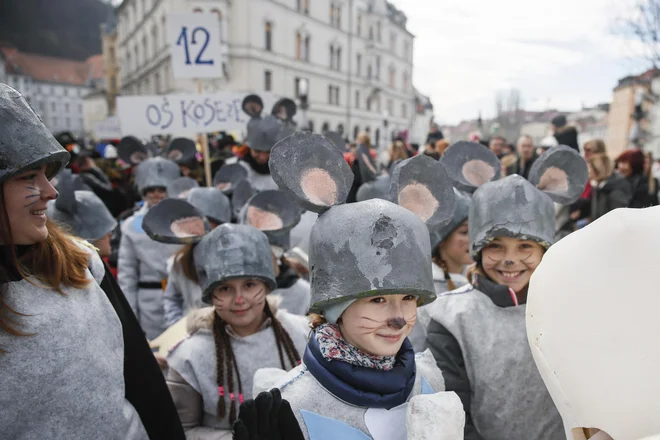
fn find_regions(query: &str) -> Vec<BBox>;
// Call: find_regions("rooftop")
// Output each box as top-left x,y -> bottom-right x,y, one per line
0,43 -> 103,86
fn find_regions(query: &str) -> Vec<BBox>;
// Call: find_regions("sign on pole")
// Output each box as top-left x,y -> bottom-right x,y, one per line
116,92 -> 277,138
94,116 -> 122,139
168,13 -> 223,79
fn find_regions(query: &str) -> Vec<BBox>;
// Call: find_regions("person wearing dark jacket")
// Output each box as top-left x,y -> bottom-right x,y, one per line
588,153 -> 632,221
617,149 -> 659,209
426,143 -> 588,440
551,115 -> 579,152
506,135 -> 538,180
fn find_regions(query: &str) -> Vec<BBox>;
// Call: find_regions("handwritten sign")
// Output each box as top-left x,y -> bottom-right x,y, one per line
94,116 -> 122,139
168,13 -> 223,79
116,92 -> 277,137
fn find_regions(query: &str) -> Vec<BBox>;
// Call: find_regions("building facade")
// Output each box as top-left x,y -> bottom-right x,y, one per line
116,0 -> 423,146
0,43 -> 103,139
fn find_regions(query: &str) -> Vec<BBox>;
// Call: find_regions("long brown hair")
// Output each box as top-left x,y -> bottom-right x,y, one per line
432,245 -> 457,291
212,300 -> 300,424
174,244 -> 198,282
0,186 -> 91,344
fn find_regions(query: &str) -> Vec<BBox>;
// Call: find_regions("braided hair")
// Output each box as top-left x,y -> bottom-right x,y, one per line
211,299 -> 301,424
432,246 -> 457,291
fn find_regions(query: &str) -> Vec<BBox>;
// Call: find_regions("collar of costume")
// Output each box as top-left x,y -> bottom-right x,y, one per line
276,263 -> 300,289
303,323 -> 416,409
473,273 -> 522,307
243,151 -> 271,175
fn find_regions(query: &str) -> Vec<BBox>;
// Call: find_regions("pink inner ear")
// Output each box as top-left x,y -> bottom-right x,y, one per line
462,160 -> 495,186
168,151 -> 183,161
178,190 -> 192,199
538,166 -> 569,193
216,182 -> 231,191
301,168 -> 338,206
247,205 -> 284,231
131,152 -> 147,164
171,217 -> 206,237
398,182 -> 439,222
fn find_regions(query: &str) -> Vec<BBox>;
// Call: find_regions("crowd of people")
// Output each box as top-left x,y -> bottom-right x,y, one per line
3,81 -> 660,440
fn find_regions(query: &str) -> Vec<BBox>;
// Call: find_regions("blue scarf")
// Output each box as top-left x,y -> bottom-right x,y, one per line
303,329 -> 416,409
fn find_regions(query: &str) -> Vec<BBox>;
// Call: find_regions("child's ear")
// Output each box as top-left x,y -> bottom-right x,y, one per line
440,141 -> 501,193
529,146 -> 588,205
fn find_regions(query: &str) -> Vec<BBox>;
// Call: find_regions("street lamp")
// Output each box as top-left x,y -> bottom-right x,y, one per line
299,78 -> 310,131
382,110 -> 390,151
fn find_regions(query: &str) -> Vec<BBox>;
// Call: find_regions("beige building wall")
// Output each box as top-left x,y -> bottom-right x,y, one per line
606,85 -> 640,158
102,27 -> 119,115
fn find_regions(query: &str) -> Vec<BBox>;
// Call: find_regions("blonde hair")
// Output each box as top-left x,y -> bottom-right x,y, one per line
357,132 -> 371,147
583,139 -> 607,155
588,153 -> 613,182
389,141 -> 408,163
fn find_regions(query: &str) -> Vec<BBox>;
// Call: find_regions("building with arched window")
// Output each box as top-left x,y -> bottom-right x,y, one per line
116,0 -> 427,147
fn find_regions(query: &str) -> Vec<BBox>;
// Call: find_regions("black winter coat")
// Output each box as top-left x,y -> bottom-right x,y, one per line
553,126 -> 579,152
591,174 -> 632,221
627,174 -> 659,209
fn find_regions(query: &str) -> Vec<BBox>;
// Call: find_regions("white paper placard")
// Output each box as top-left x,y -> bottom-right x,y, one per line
116,92 -> 277,137
94,116 -> 122,139
167,13 -> 223,79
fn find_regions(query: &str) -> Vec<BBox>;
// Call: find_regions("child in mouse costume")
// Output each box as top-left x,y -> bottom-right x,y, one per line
239,189 -> 311,316
163,187 -> 232,327
426,142 -> 589,440
252,132 -> 465,440
142,200 -> 309,439
528,206 -> 660,440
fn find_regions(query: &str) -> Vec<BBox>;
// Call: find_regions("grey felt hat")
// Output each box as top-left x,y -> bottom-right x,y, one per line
270,131 -> 455,313
231,180 -> 254,219
429,189 -> 471,250
142,198 -> 210,245
134,157 -> 181,194
271,98 -> 297,123
0,84 -> 69,183
443,143 -> 588,258
239,189 -> 302,250
167,177 -> 199,199
247,115 -> 291,152
47,170 -> 117,242
186,187 -> 231,225
194,224 -> 277,303
356,175 -> 392,202
213,163 -> 248,195
166,137 -> 197,165
117,136 -> 149,166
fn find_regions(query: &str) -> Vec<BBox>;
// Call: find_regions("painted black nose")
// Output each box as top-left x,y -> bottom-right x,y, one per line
387,317 -> 406,330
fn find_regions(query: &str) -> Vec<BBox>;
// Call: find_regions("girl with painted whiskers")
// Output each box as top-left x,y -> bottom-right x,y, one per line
426,142 -> 589,440
243,133 -> 466,440
0,84 -> 185,439
142,200 -> 309,440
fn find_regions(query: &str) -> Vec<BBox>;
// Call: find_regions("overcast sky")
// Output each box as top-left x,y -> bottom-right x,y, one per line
389,0 -> 651,124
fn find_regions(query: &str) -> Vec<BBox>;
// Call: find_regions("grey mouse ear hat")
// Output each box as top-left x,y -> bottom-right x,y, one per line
239,189 -> 302,250
47,169 -> 117,242
269,131 -> 451,314
118,136 -> 149,166
186,187 -> 231,225
134,157 -> 181,195
442,142 -> 588,258
167,137 -> 197,165
167,177 -> 199,199
194,224 -> 277,304
142,198 -> 211,245
0,84 -> 70,183
213,163 -> 248,195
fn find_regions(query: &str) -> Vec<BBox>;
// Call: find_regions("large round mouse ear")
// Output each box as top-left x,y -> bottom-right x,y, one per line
324,131 -> 345,152
242,94 -> 264,118
118,136 -> 148,165
528,145 -> 588,205
440,141 -> 501,193
142,199 -> 209,244
167,176 -> 199,199
213,163 -> 248,194
167,138 -> 197,164
54,169 -> 85,214
390,155 -> 456,228
271,98 -> 297,122
243,190 -> 302,233
231,180 -> 254,219
269,131 -> 354,213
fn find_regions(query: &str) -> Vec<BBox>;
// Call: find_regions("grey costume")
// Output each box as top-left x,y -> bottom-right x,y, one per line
118,204 -> 181,339
271,278 -> 311,316
0,241 -> 148,440
163,255 -> 203,327
166,306 -> 309,439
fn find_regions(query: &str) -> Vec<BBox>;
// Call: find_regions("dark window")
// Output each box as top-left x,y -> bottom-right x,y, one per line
264,70 -> 272,91
265,22 -> 273,51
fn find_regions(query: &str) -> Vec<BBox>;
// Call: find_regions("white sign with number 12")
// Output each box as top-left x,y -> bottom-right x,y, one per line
168,13 -> 223,79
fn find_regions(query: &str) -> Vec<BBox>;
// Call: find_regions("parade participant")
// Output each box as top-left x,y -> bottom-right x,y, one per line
528,206 -> 660,440
426,143 -> 588,440
167,137 -> 203,183
253,131 -> 463,440
118,154 -> 181,339
46,169 -> 117,257
161,187 -> 232,327
239,190 -> 311,316
167,176 -> 200,200
226,95 -> 294,192
408,187 -> 473,352
0,84 -> 185,440
213,163 -> 248,196
143,202 -> 309,439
